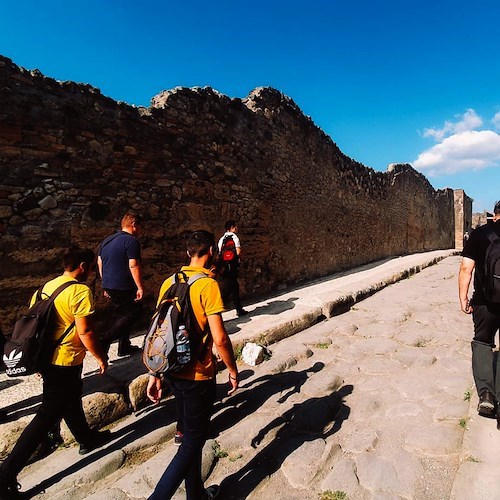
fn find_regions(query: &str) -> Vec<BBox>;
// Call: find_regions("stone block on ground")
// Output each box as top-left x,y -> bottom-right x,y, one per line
281,439 -> 340,488
61,392 -> 128,443
405,422 -> 463,456
355,450 -> 423,497
128,373 -> 151,411
241,342 -> 264,366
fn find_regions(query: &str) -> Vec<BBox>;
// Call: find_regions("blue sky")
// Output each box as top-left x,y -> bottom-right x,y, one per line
1,0 -> 499,212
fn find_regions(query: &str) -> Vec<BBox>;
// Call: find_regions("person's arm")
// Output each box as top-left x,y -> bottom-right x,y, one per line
129,258 -> 144,301
147,375 -> 163,403
458,257 -> 475,314
75,315 -> 108,374
208,313 -> 238,394
97,255 -> 103,279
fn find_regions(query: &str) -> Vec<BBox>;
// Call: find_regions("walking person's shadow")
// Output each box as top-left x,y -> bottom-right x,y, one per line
210,361 -> 325,438
219,384 -> 353,499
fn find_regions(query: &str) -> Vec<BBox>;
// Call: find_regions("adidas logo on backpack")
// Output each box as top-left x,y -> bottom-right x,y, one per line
3,350 -> 23,369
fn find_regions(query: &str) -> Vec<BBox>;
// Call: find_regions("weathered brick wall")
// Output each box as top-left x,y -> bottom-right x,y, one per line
0,56 -> 456,329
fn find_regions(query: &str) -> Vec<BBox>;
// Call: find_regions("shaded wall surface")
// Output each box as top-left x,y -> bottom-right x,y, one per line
0,56 -> 456,328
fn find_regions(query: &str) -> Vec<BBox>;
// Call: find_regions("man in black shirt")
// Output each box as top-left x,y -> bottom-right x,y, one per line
459,201 -> 500,426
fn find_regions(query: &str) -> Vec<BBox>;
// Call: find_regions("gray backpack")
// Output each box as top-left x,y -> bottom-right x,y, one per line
143,271 -> 207,376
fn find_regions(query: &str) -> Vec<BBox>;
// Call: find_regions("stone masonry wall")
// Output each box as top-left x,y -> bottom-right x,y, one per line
0,56 -> 456,329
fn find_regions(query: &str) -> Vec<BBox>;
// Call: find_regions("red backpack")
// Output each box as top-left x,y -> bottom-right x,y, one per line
221,235 -> 237,263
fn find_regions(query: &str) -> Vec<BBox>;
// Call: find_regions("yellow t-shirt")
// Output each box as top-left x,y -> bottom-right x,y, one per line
30,275 -> 95,366
156,266 -> 225,380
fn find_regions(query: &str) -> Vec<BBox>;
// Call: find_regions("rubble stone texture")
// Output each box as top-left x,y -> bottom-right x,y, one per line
0,55 -> 464,329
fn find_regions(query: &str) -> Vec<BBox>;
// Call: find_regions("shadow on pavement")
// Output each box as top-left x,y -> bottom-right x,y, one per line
219,384 -> 353,499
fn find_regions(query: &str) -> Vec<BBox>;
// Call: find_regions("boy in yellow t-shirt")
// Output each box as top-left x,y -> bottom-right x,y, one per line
0,246 -> 112,499
147,230 -> 239,500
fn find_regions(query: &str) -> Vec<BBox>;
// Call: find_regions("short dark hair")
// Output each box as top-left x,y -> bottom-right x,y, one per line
224,220 -> 237,231
63,245 -> 96,271
121,210 -> 142,228
186,230 -> 215,258
494,201 -> 500,215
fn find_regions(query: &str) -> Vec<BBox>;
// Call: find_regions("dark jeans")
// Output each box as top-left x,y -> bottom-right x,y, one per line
0,364 -> 92,480
471,303 -> 500,400
101,289 -> 142,353
149,377 -> 216,500
219,272 -> 243,313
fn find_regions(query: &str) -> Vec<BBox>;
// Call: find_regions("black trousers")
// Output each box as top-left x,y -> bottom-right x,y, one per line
101,289 -> 142,353
0,364 -> 92,480
149,377 -> 216,500
471,303 -> 500,400
219,272 -> 243,313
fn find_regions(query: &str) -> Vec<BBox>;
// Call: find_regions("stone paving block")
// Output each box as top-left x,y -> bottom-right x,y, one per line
433,400 -> 470,421
300,365 -> 343,398
341,429 -> 380,453
356,357 -> 402,375
393,346 -> 437,367
321,456 -> 366,495
112,445 -> 176,498
450,463 -> 500,500
355,450 -> 423,497
405,422 -> 463,456
281,438 -> 329,488
385,402 -> 423,418
350,337 -> 399,356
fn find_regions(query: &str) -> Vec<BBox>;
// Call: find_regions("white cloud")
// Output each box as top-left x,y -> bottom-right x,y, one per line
492,111 -> 500,130
413,130 -> 500,176
422,109 -> 483,142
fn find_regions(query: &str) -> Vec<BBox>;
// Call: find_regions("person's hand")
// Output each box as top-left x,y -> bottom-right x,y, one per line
228,371 -> 239,395
103,290 -> 111,299
135,287 -> 144,301
460,297 -> 473,314
97,357 -> 108,375
147,375 -> 162,403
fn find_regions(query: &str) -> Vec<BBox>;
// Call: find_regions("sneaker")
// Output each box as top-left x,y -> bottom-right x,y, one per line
174,431 -> 183,446
79,429 -> 113,455
478,391 -> 496,417
205,484 -> 220,500
117,345 -> 141,357
236,309 -> 248,317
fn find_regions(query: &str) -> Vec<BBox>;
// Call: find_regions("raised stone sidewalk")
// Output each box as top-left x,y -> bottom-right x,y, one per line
2,250 -> 499,499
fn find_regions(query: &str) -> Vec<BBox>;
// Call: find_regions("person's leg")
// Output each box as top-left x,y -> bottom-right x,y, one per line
0,365 -> 67,482
58,365 -> 95,443
472,304 -> 498,404
101,289 -> 141,354
230,273 -> 244,314
149,378 -> 216,500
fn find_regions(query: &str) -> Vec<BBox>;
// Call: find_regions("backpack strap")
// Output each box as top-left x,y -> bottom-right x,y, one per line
481,224 -> 500,243
38,280 -> 81,346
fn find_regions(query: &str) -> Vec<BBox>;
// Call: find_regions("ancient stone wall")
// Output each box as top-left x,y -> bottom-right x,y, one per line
0,55 -> 457,329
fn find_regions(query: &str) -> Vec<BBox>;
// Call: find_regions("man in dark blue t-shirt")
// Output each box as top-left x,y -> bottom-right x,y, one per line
459,200 -> 500,425
98,211 -> 144,356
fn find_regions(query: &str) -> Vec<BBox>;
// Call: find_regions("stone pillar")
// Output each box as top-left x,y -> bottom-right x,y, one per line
454,189 -> 473,250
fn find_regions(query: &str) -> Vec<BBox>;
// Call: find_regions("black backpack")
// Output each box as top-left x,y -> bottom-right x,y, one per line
143,271 -> 207,376
482,225 -> 500,303
2,281 -> 79,377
